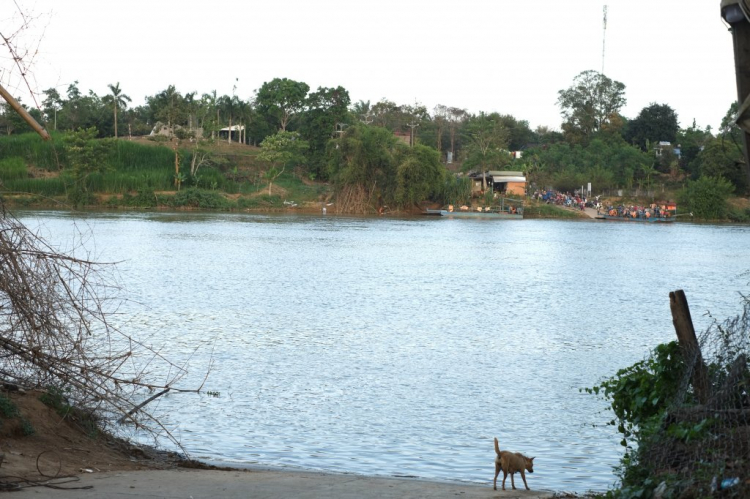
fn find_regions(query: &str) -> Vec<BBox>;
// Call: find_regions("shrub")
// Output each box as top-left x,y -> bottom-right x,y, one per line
677,175 -> 734,220
0,394 -> 19,418
169,188 -> 232,209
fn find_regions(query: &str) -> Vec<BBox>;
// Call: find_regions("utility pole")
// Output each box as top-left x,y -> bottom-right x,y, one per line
406,121 -> 420,147
602,5 -> 608,75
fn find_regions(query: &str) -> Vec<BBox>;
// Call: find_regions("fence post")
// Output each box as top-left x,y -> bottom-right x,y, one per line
669,290 -> 710,404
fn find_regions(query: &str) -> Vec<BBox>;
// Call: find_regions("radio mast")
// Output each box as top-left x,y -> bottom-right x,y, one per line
602,5 -> 608,75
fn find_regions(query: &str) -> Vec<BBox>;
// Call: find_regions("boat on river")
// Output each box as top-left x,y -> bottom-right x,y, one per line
423,198 -> 523,219
595,203 -> 677,223
595,214 -> 674,223
424,208 -> 522,219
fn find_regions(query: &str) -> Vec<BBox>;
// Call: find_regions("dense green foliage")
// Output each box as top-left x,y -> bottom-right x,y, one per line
520,137 -> 652,191
677,176 -> 735,220
557,70 -> 627,144
1,67 -> 749,213
584,342 -> 689,497
394,144 -> 446,207
623,103 -> 679,151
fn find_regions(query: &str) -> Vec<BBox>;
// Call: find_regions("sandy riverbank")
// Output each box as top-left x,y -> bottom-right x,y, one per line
8,467 -> 558,498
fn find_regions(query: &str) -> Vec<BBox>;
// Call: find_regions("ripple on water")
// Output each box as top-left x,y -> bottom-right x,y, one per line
17,212 -> 750,493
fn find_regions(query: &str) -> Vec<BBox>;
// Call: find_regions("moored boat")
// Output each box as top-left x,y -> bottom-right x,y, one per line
595,203 -> 677,223
423,198 -> 523,219
595,214 -> 674,223
424,208 -> 522,219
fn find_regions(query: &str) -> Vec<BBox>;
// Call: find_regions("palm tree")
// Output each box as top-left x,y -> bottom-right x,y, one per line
105,83 -> 131,139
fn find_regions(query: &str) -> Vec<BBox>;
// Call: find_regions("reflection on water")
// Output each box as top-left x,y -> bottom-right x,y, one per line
17,211 -> 750,493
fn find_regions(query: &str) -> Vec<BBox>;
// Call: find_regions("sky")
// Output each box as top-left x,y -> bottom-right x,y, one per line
0,0 -> 740,132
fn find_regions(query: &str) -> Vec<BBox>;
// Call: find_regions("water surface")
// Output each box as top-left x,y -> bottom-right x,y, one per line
18,211 -> 750,493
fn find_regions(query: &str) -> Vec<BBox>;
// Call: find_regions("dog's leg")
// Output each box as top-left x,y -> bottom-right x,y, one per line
520,469 -> 529,490
510,471 -> 516,490
502,469 -> 508,490
493,462 -> 500,490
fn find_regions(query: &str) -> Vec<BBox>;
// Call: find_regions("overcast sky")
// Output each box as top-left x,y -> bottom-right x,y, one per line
0,0 -> 739,132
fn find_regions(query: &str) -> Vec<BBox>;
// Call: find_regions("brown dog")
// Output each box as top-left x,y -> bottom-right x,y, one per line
493,437 -> 534,490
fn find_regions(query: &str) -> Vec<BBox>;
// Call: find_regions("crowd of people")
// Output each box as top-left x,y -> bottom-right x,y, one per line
530,189 -> 675,220
531,190 -> 589,211
599,203 -> 672,219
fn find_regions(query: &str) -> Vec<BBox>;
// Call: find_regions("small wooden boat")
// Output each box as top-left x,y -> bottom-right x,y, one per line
424,208 -> 522,219
595,214 -> 674,223
595,204 -> 677,223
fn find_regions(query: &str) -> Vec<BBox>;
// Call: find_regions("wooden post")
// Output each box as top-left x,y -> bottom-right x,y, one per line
0,83 -> 50,140
669,290 -> 710,404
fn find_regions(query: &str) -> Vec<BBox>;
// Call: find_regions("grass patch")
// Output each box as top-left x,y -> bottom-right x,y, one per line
0,394 -> 35,436
39,386 -> 72,418
0,157 -> 28,181
110,139 -> 175,171
40,386 -> 99,438
0,394 -> 19,418
0,132 -> 64,171
3,177 -> 66,196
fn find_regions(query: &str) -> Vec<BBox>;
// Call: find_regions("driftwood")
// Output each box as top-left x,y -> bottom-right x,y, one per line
669,290 -> 710,404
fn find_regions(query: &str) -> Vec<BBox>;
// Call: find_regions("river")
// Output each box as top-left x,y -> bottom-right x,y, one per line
16,211 -> 750,493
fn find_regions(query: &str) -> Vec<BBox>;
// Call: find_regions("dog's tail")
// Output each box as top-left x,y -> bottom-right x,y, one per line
494,437 -> 501,456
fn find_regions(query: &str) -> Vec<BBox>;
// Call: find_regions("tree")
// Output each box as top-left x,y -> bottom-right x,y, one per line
217,94 -> 241,143
447,107 -> 468,162
695,138 -> 747,193
299,86 -> 351,179
433,104 -> 449,158
624,103 -> 679,151
677,119 -> 715,178
394,144 -> 446,208
103,82 -> 131,139
557,70 -> 626,144
200,90 -> 220,139
327,123 -> 400,213
148,85 -> 187,132
56,82 -> 109,133
257,131 -> 308,195
495,114 -> 535,151
255,78 -> 309,131
461,113 -> 510,190
0,98 -> 39,135
42,88 -> 63,130
678,175 -> 734,220
63,127 -> 113,205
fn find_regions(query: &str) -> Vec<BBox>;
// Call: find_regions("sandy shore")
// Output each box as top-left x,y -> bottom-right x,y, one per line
9,468 -> 557,498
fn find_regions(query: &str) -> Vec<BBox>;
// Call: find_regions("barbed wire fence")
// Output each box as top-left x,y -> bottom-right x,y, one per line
637,291 -> 750,496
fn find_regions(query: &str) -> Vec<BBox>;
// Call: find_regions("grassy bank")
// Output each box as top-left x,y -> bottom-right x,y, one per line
0,133 -> 331,211
523,200 -> 590,219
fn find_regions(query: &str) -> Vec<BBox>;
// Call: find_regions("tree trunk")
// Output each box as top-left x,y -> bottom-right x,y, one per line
450,128 -> 455,160
436,125 -> 442,159
114,103 -> 118,139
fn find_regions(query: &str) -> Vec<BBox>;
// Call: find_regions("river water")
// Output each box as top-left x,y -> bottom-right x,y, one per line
16,211 -> 750,493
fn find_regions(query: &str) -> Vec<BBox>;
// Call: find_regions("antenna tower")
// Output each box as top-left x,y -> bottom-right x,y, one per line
602,5 -> 608,75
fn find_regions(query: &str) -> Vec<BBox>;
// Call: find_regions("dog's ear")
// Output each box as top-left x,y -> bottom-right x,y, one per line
530,457 -> 535,461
